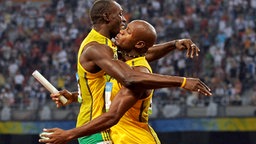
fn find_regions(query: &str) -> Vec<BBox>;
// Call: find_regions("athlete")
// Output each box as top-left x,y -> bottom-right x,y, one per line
39,20 -> 207,144
39,0 -> 211,144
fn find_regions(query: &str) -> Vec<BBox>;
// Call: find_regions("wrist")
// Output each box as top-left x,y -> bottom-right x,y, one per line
174,40 -> 177,48
168,40 -> 177,50
66,129 -> 76,141
71,92 -> 79,102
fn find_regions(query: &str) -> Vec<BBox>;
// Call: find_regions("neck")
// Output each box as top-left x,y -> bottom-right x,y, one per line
118,51 -> 145,61
93,25 -> 111,39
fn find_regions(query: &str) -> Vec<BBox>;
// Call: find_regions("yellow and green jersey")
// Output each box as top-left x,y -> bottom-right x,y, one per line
76,29 -> 116,144
109,57 -> 161,144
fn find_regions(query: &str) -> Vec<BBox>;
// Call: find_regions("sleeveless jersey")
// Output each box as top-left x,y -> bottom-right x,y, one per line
109,57 -> 161,144
76,29 -> 117,143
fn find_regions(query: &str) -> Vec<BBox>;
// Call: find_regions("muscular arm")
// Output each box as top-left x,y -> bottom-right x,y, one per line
70,87 -> 139,140
40,87 -> 140,144
39,67 -> 148,144
145,39 -> 200,62
82,43 -> 210,95
145,40 -> 176,62
51,41 -> 210,108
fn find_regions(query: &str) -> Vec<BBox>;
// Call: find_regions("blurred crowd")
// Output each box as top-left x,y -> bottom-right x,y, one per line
0,0 -> 256,120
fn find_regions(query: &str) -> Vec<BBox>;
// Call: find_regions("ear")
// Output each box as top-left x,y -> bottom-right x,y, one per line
135,41 -> 145,49
103,13 -> 110,22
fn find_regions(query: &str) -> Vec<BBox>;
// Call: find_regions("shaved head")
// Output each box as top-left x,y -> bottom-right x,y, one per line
130,20 -> 157,48
114,20 -> 157,54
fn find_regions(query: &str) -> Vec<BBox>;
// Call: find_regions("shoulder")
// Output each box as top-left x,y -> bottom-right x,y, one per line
83,42 -> 113,57
85,41 -> 107,49
86,42 -> 113,51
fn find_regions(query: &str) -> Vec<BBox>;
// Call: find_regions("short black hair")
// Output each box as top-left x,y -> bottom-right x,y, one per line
90,0 -> 115,25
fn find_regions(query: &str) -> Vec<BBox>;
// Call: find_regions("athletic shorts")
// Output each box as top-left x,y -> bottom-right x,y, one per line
78,132 -> 112,144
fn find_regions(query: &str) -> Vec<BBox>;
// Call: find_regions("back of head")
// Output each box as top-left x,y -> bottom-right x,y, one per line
90,0 -> 114,25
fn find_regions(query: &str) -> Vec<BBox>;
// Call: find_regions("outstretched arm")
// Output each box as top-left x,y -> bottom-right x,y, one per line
39,66 -> 148,144
85,44 -> 211,96
145,39 -> 200,62
50,42 -> 210,108
39,87 -> 139,144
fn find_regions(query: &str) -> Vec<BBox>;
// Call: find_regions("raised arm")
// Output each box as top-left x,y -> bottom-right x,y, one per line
145,39 -> 200,62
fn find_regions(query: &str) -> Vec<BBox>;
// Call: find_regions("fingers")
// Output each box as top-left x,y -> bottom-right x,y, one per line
200,81 -> 211,92
43,128 -> 56,132
56,101 -> 63,108
39,138 -> 53,144
39,128 -> 57,143
178,39 -> 200,58
195,44 -> 200,56
185,78 -> 212,96
190,43 -> 200,58
186,48 -> 190,58
50,93 -> 64,108
187,43 -> 200,58
50,93 -> 60,98
195,87 -> 210,96
182,39 -> 192,56
39,133 -> 52,143
197,82 -> 212,96
198,87 -> 212,96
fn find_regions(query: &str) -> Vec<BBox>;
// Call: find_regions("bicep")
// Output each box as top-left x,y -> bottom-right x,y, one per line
86,45 -> 134,83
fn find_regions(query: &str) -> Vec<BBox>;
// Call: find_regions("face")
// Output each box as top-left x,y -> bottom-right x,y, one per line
114,21 -> 137,51
115,20 -> 156,52
108,1 -> 127,38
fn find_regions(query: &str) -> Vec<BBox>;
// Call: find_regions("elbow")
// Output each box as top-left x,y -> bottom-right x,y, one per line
122,79 -> 134,88
119,74 -> 138,88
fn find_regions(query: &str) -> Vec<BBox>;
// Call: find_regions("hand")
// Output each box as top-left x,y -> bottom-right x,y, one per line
39,128 -> 70,144
175,39 -> 200,58
183,78 -> 212,96
51,89 -> 75,108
